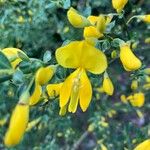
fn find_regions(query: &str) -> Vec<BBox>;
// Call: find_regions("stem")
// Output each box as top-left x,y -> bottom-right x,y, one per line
72,131 -> 89,150
127,15 -> 140,24
122,17 -> 131,40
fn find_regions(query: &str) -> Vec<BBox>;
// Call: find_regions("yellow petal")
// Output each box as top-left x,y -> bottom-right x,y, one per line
84,26 -> 103,39
59,105 -> 67,116
96,15 -> 107,33
134,139 -> 150,150
56,40 -> 107,74
68,71 -> 81,113
130,92 -> 145,107
112,0 -> 128,13
79,70 -> 92,112
87,16 -> 98,25
4,104 -> 29,147
140,15 -> 150,23
120,43 -> 142,71
46,83 -> 63,98
29,83 -> 42,106
2,48 -> 26,68
102,73 -> 114,95
59,69 -> 80,107
67,7 -> 90,28
35,65 -> 55,85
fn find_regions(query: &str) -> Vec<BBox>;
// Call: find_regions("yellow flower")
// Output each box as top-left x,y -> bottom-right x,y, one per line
140,15 -> 150,23
35,65 -> 55,85
131,80 -> 138,90
120,43 -> 142,71
2,48 -> 27,68
4,104 -> 29,147
129,92 -> 145,107
29,83 -> 42,105
67,7 -> 90,28
112,0 -> 128,13
84,26 -> 103,39
56,40 -> 107,112
46,83 -> 63,98
102,72 -> 114,95
134,139 -> 150,150
84,15 -> 112,41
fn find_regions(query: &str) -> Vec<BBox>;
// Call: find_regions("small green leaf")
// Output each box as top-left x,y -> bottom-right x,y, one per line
43,51 -> 52,63
0,51 -> 12,69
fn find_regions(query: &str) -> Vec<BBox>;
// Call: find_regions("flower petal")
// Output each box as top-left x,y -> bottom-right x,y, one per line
81,41 -> 107,74
56,41 -> 107,74
59,69 -> 80,107
56,41 -> 82,68
79,70 -> 92,112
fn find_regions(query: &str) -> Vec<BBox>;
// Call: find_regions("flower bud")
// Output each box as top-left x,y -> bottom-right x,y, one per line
2,48 -> 27,68
67,7 -> 90,28
4,104 -> 29,147
120,43 -> 142,71
112,0 -> 128,13
131,80 -> 138,90
140,15 -> 150,23
35,65 -> 55,85
129,92 -> 145,107
102,72 -> 114,95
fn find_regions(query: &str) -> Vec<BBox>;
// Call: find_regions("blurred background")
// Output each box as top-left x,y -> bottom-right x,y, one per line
0,0 -> 150,149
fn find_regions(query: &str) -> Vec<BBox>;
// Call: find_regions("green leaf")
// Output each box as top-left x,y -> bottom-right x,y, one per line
0,51 -> 12,69
43,51 -> 52,63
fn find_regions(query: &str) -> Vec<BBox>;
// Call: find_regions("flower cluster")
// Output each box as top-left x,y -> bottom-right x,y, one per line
2,0 -> 150,148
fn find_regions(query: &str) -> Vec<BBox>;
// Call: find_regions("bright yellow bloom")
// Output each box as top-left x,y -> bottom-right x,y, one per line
131,80 -> 138,90
102,72 -> 114,95
4,104 -> 29,147
84,26 -> 103,39
120,43 -> 142,71
134,139 -> 150,150
46,83 -> 63,98
35,65 -> 55,85
67,7 -> 90,28
29,83 -> 42,105
140,15 -> 150,23
56,40 -> 107,112
129,92 -> 145,107
112,0 -> 128,13
84,15 -> 112,41
2,48 -> 27,68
